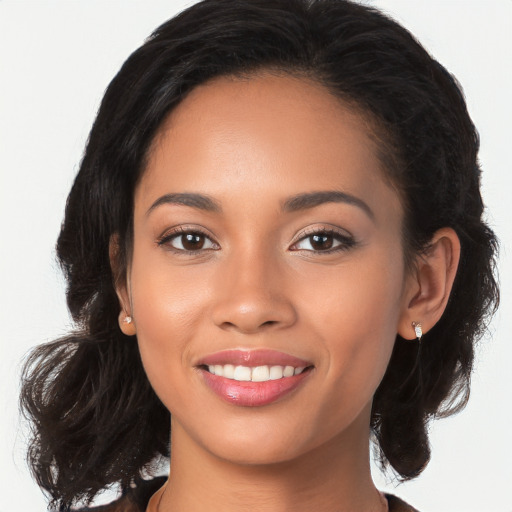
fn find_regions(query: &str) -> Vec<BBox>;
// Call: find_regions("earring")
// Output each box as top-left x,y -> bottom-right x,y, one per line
119,311 -> 136,336
412,322 -> 423,341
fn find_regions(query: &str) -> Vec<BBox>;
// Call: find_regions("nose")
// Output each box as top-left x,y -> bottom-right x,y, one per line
211,251 -> 297,334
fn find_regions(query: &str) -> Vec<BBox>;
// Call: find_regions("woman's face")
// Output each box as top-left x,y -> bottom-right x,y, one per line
125,73 -> 412,465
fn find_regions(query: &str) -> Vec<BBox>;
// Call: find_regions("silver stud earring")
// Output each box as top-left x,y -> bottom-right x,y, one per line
123,316 -> 133,324
412,322 -> 422,341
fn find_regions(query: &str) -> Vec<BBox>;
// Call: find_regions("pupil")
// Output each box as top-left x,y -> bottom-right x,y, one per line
183,233 -> 204,250
311,234 -> 333,250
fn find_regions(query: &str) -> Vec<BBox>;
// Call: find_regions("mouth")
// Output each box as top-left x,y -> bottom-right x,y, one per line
196,349 -> 314,407
201,363 -> 309,382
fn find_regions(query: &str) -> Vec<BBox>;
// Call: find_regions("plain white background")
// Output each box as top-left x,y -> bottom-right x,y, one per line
1,1 -> 510,511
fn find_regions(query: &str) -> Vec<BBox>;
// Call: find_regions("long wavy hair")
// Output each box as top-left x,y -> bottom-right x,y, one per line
20,0 -> 499,509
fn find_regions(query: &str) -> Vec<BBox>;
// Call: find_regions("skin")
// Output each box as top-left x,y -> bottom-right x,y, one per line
115,73 -> 460,512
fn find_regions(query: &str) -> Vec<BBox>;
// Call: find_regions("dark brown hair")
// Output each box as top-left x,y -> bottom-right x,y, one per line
20,0 -> 499,509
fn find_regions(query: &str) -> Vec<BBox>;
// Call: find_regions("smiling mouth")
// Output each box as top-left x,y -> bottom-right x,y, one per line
202,364 -> 310,382
199,363 -> 314,406
196,349 -> 314,406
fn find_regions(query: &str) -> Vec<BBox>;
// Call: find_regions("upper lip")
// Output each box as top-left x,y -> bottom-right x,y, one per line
196,349 -> 313,368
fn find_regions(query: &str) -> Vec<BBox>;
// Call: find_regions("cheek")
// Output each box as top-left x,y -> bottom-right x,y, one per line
300,245 -> 405,396
301,245 -> 404,331
127,251 -> 213,404
129,240 -> 216,331
133,272 -> 205,334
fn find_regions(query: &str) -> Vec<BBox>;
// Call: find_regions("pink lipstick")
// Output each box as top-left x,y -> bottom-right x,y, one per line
197,349 -> 313,407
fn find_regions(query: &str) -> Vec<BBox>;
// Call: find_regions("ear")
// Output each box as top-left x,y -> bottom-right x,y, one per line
109,234 -> 137,336
397,228 -> 461,340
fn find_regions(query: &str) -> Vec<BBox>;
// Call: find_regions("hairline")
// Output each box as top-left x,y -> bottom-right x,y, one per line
123,67 -> 415,273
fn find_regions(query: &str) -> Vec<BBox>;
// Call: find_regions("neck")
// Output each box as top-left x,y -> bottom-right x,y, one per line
157,406 -> 384,512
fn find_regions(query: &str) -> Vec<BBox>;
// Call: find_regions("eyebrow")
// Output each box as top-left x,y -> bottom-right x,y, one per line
146,193 -> 222,216
146,190 -> 374,221
282,190 -> 375,221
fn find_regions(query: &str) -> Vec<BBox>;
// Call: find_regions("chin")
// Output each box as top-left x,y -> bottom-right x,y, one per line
207,438 -> 307,467
191,413 -> 337,468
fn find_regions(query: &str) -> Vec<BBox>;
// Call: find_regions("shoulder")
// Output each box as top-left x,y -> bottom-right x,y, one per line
75,477 -> 166,512
386,493 -> 420,512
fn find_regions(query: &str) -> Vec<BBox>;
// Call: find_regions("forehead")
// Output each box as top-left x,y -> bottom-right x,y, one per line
137,73 -> 401,224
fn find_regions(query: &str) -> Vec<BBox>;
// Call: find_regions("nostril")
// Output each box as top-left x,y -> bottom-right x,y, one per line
220,320 -> 269,331
217,318 -> 279,333
218,321 -> 237,331
212,298 -> 297,333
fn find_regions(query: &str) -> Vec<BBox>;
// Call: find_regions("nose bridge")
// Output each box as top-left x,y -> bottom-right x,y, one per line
212,243 -> 296,333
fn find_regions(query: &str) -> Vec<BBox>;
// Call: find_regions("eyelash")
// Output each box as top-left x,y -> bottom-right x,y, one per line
290,227 -> 357,254
157,226 -> 219,255
157,226 -> 356,255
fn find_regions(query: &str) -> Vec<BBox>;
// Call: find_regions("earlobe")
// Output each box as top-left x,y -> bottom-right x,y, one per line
119,311 -> 137,336
110,234 -> 136,336
412,321 -> 423,341
398,228 -> 461,340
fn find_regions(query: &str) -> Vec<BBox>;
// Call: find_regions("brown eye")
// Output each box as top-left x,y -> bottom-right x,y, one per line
181,233 -> 206,250
291,230 -> 355,253
159,230 -> 217,252
309,234 -> 334,250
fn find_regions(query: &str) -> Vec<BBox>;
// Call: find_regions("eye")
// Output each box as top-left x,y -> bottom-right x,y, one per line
157,228 -> 218,253
290,228 -> 356,253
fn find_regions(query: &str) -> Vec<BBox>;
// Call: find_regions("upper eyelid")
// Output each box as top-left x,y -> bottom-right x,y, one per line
292,225 -> 353,243
157,230 -> 220,258
158,224 -> 216,239
289,226 -> 356,253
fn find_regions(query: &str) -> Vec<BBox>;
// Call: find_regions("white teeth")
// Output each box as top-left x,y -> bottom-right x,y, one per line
251,365 -> 270,382
269,365 -> 283,380
206,363 -> 309,381
283,365 -> 294,377
233,365 -> 252,381
223,364 -> 235,379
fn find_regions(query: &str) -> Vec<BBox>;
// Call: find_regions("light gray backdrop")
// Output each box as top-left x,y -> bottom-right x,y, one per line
1,1 -> 510,511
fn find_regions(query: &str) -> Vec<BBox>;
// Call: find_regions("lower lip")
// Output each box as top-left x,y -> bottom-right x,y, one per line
200,369 -> 311,407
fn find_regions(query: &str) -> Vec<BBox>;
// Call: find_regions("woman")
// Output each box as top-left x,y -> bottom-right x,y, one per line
20,0 -> 499,511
